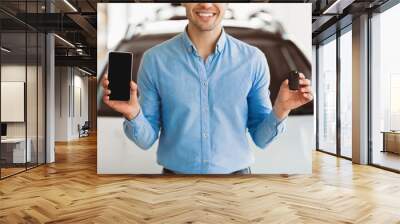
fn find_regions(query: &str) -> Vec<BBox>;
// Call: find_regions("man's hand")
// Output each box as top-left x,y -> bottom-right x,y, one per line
102,74 -> 141,120
273,73 -> 313,120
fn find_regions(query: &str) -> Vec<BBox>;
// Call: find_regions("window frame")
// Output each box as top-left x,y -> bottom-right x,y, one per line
315,24 -> 352,161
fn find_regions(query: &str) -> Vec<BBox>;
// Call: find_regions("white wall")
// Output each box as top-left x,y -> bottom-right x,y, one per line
1,63 -> 46,164
98,116 -> 313,174
55,67 -> 69,141
72,73 -> 89,138
1,82 -> 24,122
1,65 -> 36,138
54,67 -> 89,141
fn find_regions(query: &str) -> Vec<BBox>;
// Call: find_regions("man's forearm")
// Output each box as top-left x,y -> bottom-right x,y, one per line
272,104 -> 290,121
249,110 -> 286,149
123,111 -> 159,150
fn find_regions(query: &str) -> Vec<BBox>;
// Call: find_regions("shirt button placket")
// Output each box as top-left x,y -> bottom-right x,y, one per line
200,61 -> 209,172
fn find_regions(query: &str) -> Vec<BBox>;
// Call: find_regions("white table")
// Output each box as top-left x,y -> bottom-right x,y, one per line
1,138 -> 31,163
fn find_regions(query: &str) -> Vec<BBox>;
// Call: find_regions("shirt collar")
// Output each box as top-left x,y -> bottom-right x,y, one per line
182,26 -> 227,55
215,28 -> 226,53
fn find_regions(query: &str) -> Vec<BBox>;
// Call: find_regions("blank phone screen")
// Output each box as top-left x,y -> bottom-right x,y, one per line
108,52 -> 132,101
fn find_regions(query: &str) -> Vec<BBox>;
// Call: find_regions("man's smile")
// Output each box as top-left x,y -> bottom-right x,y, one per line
195,10 -> 217,21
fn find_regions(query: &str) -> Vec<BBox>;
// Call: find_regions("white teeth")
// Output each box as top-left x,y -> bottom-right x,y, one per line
198,12 -> 213,17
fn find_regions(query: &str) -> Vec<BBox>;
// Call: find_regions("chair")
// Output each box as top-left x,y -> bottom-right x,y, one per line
78,121 -> 90,138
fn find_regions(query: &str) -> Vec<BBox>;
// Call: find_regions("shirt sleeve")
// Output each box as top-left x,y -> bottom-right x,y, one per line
123,51 -> 161,150
247,49 -> 286,149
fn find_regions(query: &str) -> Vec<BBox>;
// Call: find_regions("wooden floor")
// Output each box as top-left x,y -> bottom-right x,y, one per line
1,134 -> 400,224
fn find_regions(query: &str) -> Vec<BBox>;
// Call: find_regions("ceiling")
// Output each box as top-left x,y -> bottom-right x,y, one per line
0,0 -> 97,74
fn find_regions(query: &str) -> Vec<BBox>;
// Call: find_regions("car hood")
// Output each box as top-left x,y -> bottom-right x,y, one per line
98,26 -> 312,116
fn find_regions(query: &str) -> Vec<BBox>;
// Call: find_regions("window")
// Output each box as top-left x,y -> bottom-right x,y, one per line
339,28 -> 352,158
317,36 -> 337,154
370,2 -> 400,171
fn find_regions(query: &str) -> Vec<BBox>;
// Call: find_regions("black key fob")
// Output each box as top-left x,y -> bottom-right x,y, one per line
288,70 -> 300,90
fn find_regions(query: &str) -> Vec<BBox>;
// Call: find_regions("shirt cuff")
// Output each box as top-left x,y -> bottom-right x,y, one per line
124,109 -> 146,130
270,110 -> 286,131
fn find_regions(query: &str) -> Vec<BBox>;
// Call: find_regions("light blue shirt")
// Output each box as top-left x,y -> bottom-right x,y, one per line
123,28 -> 285,174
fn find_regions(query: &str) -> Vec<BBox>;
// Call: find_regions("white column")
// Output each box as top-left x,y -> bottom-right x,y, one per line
352,14 -> 369,164
46,32 -> 55,163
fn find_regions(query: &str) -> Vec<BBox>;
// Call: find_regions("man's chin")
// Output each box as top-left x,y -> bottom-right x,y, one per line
196,24 -> 218,32
200,27 -> 215,32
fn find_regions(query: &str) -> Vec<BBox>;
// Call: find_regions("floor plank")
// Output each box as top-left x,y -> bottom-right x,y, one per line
1,134 -> 400,224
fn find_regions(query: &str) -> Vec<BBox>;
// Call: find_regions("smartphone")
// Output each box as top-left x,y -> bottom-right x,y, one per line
108,51 -> 133,101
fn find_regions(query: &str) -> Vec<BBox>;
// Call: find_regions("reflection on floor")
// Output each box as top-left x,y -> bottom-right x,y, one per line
0,167 -> 25,177
373,150 -> 400,170
340,147 -> 352,158
0,134 -> 400,223
0,162 -> 43,178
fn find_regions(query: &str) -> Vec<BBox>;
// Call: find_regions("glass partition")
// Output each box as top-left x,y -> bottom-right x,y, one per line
38,32 -> 45,165
0,1 -> 46,179
317,36 -> 337,155
370,3 -> 400,171
339,28 -> 352,158
27,30 -> 38,169
1,30 -> 28,177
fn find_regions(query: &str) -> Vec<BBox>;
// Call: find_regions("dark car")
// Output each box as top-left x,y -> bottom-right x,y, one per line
97,9 -> 312,117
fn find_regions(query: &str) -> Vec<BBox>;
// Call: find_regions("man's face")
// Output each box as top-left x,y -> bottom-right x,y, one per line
183,3 -> 227,32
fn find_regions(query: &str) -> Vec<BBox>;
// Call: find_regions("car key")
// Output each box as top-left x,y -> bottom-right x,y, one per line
280,46 -> 300,91
288,70 -> 299,90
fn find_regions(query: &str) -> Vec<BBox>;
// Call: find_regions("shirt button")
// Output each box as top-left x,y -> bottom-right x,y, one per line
203,133 -> 208,138
202,81 -> 207,86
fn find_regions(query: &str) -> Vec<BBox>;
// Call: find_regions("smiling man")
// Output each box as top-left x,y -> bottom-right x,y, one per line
102,3 -> 313,174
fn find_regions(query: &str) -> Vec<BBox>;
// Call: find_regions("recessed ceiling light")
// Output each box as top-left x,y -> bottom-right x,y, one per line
63,0 -> 78,12
1,47 -> 11,53
78,67 -> 93,76
54,34 -> 75,48
322,0 -> 354,15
